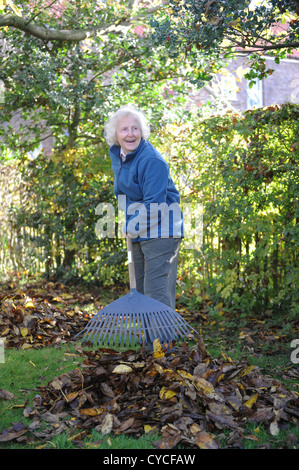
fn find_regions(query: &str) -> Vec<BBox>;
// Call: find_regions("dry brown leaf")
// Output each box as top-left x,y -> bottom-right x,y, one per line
194,431 -> 218,449
0,428 -> 27,442
101,413 -> 114,435
51,377 -> 64,392
154,434 -> 182,449
66,391 -> 79,403
194,377 -> 224,402
80,407 -> 102,416
114,417 -> 135,433
100,382 -> 115,398
0,389 -> 15,400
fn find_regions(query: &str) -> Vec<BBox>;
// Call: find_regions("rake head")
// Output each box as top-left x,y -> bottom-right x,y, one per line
74,288 -> 196,348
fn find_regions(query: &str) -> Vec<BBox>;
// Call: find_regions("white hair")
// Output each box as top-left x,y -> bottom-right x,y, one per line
104,105 -> 150,146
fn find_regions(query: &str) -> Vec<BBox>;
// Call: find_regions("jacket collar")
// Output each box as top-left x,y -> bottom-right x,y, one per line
110,138 -> 145,161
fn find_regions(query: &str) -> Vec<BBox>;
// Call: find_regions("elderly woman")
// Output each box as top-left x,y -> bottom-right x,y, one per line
104,105 -> 183,310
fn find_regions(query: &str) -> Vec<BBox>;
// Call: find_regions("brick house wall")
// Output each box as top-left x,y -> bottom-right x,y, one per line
193,54 -> 299,112
263,57 -> 299,106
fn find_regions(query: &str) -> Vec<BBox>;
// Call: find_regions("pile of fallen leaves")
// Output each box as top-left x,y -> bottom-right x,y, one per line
1,279 -> 298,448
1,338 -> 298,448
0,281 -> 96,349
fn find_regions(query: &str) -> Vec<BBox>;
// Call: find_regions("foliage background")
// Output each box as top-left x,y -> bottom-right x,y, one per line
0,0 -> 298,320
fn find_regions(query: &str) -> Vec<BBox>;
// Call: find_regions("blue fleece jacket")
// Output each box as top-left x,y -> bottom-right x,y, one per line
109,139 -> 183,242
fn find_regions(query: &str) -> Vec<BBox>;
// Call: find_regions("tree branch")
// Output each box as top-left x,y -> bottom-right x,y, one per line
234,41 -> 299,53
0,1 -> 170,41
0,13 -> 113,41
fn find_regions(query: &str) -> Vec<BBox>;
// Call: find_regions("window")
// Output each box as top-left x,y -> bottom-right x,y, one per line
247,79 -> 263,109
220,74 -> 238,101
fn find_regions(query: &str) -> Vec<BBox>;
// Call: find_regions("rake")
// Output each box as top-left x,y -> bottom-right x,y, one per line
74,237 -> 197,348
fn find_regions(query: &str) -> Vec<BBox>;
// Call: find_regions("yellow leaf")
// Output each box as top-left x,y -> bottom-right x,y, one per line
153,338 -> 165,358
80,408 -> 102,416
60,293 -> 73,300
244,392 -> 259,409
159,386 -> 167,399
21,327 -> 29,337
239,365 -> 255,377
144,424 -> 157,434
1,327 -> 10,335
112,364 -> 133,374
66,391 -> 78,403
194,377 -> 224,402
190,423 -> 203,436
24,300 -> 35,309
177,370 -> 194,381
216,373 -> 225,383
221,351 -> 233,363
153,363 -> 164,374
159,386 -> 177,400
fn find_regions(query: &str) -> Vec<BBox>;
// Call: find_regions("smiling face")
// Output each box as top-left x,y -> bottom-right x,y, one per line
115,114 -> 142,155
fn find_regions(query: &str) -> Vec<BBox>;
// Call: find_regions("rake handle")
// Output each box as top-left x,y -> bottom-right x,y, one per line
127,236 -> 136,290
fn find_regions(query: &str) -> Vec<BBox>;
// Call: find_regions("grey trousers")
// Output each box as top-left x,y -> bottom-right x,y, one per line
131,238 -> 181,310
